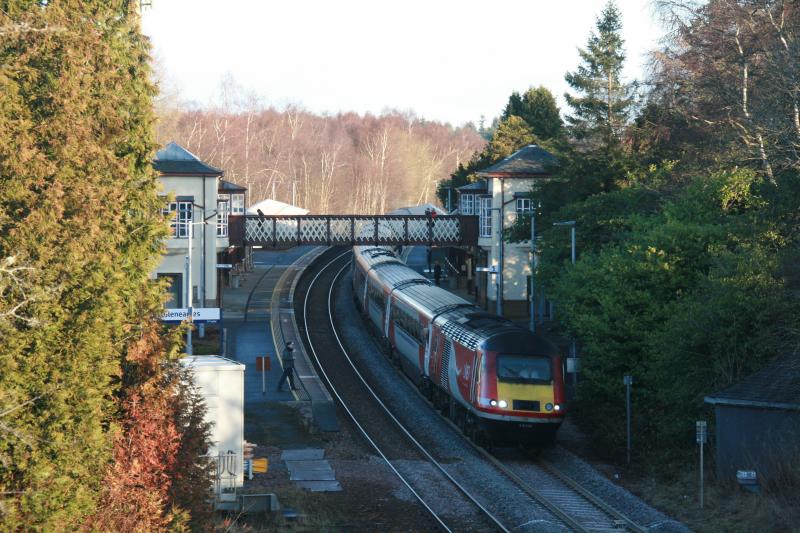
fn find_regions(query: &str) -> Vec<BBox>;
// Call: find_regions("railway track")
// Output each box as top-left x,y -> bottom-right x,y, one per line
296,248 -> 648,532
297,249 -> 505,532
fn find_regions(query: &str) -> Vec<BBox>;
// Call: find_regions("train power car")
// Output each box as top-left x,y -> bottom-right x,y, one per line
352,246 -> 565,447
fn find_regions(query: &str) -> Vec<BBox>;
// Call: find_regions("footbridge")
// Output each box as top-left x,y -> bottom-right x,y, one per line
228,214 -> 478,248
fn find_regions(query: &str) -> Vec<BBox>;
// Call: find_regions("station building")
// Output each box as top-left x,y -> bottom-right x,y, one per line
152,142 -> 247,308
457,145 -> 557,318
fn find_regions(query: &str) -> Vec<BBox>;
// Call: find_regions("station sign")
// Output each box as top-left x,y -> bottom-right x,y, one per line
161,307 -> 221,324
475,265 -> 498,274
216,264 -> 233,269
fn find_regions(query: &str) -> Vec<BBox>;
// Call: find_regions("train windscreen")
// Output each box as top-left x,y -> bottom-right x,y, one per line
496,355 -> 552,384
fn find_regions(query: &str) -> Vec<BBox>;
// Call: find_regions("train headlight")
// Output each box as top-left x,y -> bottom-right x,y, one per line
554,404 -> 561,411
545,403 -> 554,411
490,399 -> 497,407
498,400 -> 508,409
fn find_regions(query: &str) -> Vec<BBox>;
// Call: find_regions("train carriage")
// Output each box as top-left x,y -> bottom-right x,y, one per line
352,246 -> 565,447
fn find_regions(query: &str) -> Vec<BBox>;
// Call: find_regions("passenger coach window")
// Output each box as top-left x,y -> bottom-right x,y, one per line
496,356 -> 552,384
391,304 -> 425,344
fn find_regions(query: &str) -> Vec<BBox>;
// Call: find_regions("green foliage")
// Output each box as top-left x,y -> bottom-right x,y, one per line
168,365 -> 215,531
502,86 -> 564,141
541,170 -> 799,453
484,115 -> 537,162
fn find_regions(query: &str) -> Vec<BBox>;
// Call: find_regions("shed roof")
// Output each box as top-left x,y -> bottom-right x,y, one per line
153,142 -> 223,176
705,354 -> 800,410
477,145 -> 557,178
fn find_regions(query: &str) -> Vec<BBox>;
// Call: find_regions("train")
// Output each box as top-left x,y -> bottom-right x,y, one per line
351,245 -> 565,447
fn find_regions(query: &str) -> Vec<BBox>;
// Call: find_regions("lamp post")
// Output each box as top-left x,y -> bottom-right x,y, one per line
553,220 -> 577,388
185,215 -> 195,355
697,421 -> 708,508
491,207 -> 504,316
184,208 -> 219,355
529,202 -> 541,333
624,375 -> 633,465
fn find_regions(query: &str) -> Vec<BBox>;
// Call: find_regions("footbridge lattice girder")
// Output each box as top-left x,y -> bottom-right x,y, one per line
240,215 -> 477,247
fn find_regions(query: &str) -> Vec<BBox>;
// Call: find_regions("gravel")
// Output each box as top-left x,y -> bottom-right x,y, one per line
332,270 -> 570,532
540,447 -> 692,532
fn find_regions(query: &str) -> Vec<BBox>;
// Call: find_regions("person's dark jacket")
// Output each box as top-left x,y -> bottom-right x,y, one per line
282,347 -> 295,368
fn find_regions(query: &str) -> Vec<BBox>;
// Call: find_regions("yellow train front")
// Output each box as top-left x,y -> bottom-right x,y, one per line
352,246 -> 566,448
469,328 -> 565,446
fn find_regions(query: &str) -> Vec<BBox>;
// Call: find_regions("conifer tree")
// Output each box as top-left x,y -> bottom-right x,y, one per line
564,1 -> 635,149
0,1 -> 210,528
502,87 -> 564,141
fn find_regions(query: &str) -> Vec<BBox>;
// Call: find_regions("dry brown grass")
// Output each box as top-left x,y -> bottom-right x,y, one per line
623,453 -> 800,533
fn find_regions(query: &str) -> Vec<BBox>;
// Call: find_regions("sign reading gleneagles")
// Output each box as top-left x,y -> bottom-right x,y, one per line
161,308 -> 221,323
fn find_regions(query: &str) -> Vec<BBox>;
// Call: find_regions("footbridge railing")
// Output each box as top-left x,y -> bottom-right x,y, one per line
230,215 -> 478,248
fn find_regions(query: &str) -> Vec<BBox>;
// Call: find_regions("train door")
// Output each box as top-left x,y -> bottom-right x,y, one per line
384,295 -> 393,338
424,322 -> 435,378
366,277 -> 383,329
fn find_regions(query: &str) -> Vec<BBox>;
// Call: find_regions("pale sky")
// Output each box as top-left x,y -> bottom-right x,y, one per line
142,0 -> 664,126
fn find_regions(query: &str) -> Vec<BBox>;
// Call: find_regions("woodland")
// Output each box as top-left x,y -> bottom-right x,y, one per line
156,90 -> 485,214
440,0 -> 800,482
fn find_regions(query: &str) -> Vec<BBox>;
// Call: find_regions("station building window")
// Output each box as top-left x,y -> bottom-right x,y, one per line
479,196 -> 492,238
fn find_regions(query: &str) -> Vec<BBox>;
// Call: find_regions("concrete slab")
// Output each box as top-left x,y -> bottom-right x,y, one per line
295,480 -> 342,492
281,449 -> 325,461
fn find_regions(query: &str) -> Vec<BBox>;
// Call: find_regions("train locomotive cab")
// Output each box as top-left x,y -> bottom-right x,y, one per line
474,331 -> 565,446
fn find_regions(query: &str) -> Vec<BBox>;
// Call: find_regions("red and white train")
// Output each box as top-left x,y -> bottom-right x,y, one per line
352,246 -> 565,447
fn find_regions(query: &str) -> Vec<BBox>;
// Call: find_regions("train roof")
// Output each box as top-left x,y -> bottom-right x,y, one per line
354,245 -> 557,355
376,263 -> 430,288
356,246 -> 403,269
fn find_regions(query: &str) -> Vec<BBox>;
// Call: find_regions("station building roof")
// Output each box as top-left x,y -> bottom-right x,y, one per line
705,353 -> 800,410
153,141 -> 223,176
219,179 -> 247,192
456,180 -> 488,193
477,145 -> 558,178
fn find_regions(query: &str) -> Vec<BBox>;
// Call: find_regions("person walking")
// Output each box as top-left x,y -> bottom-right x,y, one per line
434,261 -> 442,286
277,341 -> 298,392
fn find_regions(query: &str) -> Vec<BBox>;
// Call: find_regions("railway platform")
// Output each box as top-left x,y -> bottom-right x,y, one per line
220,246 -> 338,448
